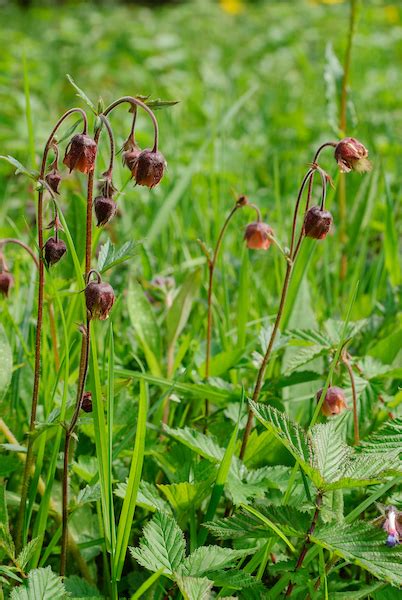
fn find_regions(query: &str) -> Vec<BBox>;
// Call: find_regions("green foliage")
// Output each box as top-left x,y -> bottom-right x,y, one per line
10,567 -> 66,600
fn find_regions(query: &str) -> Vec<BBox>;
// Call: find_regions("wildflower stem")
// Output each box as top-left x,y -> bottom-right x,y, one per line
15,107 -> 87,553
239,144 -> 337,461
99,114 -> 115,177
60,318 -> 91,577
103,96 -> 159,152
285,492 -> 323,597
0,238 -> 39,269
342,351 -> 359,444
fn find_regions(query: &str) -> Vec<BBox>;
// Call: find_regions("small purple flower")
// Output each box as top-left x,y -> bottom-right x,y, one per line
386,534 -> 398,548
383,506 -> 401,547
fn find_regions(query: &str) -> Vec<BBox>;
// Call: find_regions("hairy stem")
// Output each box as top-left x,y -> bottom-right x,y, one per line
342,352 -> 359,444
16,108 -> 87,552
285,492 -> 323,597
239,144 -> 337,461
60,319 -> 91,577
103,96 -> 159,152
339,0 -> 359,280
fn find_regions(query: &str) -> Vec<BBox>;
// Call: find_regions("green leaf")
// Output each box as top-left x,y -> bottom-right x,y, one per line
356,418 -> 402,455
130,511 -> 185,575
166,269 -> 201,346
16,537 -> 40,571
158,481 -> 210,519
250,402 -> 321,487
64,575 -> 102,597
0,325 -> 13,401
383,181 -> 400,287
144,98 -> 180,110
240,504 -> 296,552
127,278 -> 162,376
98,240 -> 139,273
175,574 -> 213,600
283,344 -> 328,374
115,480 -> 171,514
10,566 -> 66,599
199,348 -> 245,378
66,74 -> 96,113
180,546 -> 244,577
311,522 -> 402,587
310,422 -> 351,483
0,155 -> 38,180
163,425 -> 225,463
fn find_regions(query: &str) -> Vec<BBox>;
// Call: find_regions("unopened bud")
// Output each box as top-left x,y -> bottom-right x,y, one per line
334,137 -> 371,174
317,386 -> 348,417
0,272 -> 13,297
85,278 -> 115,320
45,169 -> 62,194
44,237 -> 67,267
304,206 -> 333,240
94,196 -> 117,227
81,391 -> 93,413
244,222 -> 274,250
134,149 -> 166,188
63,134 -> 97,174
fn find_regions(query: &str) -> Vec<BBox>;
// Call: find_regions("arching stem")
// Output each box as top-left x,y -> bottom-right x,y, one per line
16,107 -> 87,552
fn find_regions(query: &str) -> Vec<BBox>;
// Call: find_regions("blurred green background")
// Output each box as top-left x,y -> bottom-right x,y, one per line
0,0 -> 400,323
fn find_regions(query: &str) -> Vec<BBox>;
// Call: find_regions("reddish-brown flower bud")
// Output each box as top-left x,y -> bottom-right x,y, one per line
317,386 -> 348,417
134,149 -> 166,188
244,222 -> 274,250
81,391 -> 93,413
45,169 -> 62,194
63,134 -> 97,174
304,206 -> 333,240
44,237 -> 67,267
123,149 -> 141,175
94,196 -> 117,227
0,272 -> 13,297
334,137 -> 371,173
85,279 -> 115,320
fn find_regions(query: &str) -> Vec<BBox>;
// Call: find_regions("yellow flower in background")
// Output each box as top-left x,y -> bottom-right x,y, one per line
220,0 -> 245,15
384,5 -> 400,24
309,0 -> 345,5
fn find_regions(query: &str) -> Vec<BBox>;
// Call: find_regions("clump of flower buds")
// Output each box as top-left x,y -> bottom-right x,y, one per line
317,386 -> 348,417
45,169 -> 62,194
244,222 -> 274,250
81,391 -> 93,413
44,237 -> 67,267
85,271 -> 115,320
334,137 -> 371,174
63,133 -> 97,174
0,271 -> 13,297
133,149 -> 166,188
304,206 -> 333,240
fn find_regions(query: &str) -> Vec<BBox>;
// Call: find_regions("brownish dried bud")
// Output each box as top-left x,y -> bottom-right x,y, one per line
236,195 -> 249,207
85,279 -> 115,320
0,272 -> 13,297
45,169 -> 62,194
94,196 -> 117,227
134,149 -> 166,188
317,386 -> 348,417
304,206 -> 333,240
334,137 -> 371,174
81,391 -> 93,413
244,222 -> 274,250
44,237 -> 67,267
63,134 -> 97,174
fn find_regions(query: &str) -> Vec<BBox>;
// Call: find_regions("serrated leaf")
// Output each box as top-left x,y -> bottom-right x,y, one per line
284,344 -> 328,375
0,326 -> 13,401
10,566 -> 66,599
158,481 -> 210,518
179,546 -> 243,577
311,421 -> 351,483
66,74 -> 96,113
175,574 -> 213,600
166,269 -> 201,346
129,512 -> 185,575
16,537 -> 40,571
145,98 -> 180,110
163,425 -> 225,463
64,575 -> 102,597
209,569 -> 265,591
115,480 -> 171,514
98,240 -> 138,273
250,402 -> 320,487
311,522 -> 402,587
356,418 -> 402,455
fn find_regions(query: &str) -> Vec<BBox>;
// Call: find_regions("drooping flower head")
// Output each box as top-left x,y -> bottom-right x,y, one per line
304,206 -> 333,240
94,196 -> 117,227
244,222 -> 274,250
85,272 -> 115,321
63,134 -> 97,174
44,237 -> 67,267
317,386 -> 348,417
81,391 -> 93,413
334,137 -> 371,174
0,271 -> 13,297
133,149 -> 166,188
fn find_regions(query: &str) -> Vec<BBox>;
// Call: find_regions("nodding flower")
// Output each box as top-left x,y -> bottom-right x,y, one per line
63,134 -> 97,174
383,506 -> 401,547
244,222 -> 274,250
133,149 -> 167,188
85,271 -> 115,321
317,386 -> 348,417
0,271 -> 13,297
334,137 -> 371,174
304,206 -> 333,240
